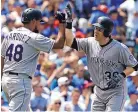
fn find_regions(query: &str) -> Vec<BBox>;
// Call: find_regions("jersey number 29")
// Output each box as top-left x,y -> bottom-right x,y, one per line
6,44 -> 23,62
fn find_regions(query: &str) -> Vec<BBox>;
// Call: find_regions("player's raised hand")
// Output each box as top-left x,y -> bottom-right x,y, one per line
55,11 -> 66,23
65,3 -> 72,20
65,3 -> 72,29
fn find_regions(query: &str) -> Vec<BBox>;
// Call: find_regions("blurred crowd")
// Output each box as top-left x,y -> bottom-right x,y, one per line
1,0 -> 138,111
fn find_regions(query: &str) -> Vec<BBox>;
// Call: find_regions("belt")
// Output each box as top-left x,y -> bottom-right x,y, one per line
9,72 -> 32,80
97,86 -> 116,91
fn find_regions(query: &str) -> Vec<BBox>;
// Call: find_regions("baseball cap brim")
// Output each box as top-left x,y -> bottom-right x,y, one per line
40,20 -> 46,24
92,23 -> 105,29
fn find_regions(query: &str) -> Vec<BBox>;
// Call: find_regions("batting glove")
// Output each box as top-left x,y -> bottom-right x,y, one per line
65,3 -> 72,29
107,73 -> 124,89
55,11 -> 66,23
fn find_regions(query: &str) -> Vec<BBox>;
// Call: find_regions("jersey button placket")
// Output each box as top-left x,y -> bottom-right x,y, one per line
99,49 -> 104,89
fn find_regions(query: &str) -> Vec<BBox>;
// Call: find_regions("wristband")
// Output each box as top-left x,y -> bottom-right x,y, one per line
120,72 -> 126,78
133,64 -> 138,71
66,22 -> 72,29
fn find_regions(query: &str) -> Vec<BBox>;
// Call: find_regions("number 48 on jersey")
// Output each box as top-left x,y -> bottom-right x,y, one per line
6,44 -> 23,62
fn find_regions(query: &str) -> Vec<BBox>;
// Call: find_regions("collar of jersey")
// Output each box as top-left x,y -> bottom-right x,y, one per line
100,38 -> 113,47
19,27 -> 30,31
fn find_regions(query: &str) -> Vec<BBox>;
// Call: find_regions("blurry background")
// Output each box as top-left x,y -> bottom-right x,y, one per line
1,0 -> 138,111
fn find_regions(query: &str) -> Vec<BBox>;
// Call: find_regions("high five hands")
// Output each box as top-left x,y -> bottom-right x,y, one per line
55,3 -> 72,29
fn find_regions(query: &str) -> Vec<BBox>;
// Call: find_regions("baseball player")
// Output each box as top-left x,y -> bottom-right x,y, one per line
63,4 -> 138,111
1,8 -> 66,111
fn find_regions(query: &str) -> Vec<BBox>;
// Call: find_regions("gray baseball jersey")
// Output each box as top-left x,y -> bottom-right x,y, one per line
76,37 -> 138,89
1,27 -> 55,111
75,37 -> 138,111
1,27 -> 55,77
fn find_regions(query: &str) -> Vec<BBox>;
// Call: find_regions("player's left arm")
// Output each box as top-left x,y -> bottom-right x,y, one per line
52,23 -> 65,49
119,44 -> 138,77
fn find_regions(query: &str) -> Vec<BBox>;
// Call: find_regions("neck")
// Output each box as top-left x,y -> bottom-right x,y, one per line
77,75 -> 82,78
130,99 -> 137,105
24,24 -> 33,31
35,92 -> 41,97
98,37 -> 110,46
72,100 -> 78,105
53,107 -> 59,112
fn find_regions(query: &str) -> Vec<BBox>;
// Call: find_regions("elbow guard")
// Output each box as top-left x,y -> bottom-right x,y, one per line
71,38 -> 78,50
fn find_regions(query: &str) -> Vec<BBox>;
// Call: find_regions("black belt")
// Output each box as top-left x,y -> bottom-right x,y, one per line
97,86 -> 116,91
9,72 -> 32,79
97,87 -> 110,91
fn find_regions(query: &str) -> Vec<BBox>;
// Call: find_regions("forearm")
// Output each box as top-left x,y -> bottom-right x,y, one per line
53,24 -> 65,49
84,97 -> 90,109
55,63 -> 67,74
47,63 -> 67,85
123,67 -> 136,77
65,28 -> 74,47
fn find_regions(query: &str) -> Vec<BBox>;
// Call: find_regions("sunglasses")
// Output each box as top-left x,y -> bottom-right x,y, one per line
47,66 -> 56,70
78,69 -> 85,73
55,102 -> 61,105
47,67 -> 54,70
93,26 -> 104,32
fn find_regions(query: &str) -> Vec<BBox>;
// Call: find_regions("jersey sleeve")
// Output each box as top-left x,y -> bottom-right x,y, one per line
1,38 -> 8,57
76,38 -> 89,53
27,33 -> 55,53
119,43 -> 138,67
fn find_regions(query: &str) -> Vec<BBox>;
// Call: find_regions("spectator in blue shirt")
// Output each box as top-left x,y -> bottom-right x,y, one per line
124,87 -> 138,111
30,81 -> 49,111
72,64 -> 85,89
124,76 -> 138,111
61,88 -> 84,111
40,60 -> 58,90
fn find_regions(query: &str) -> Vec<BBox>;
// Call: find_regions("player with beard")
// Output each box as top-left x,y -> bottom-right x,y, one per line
1,8 -> 66,111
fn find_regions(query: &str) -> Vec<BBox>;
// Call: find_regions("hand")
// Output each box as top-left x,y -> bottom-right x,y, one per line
107,73 -> 124,88
65,3 -> 72,29
55,11 -> 66,23
65,3 -> 72,21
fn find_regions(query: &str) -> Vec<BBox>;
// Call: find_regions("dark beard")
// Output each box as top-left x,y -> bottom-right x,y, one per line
33,26 -> 39,33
